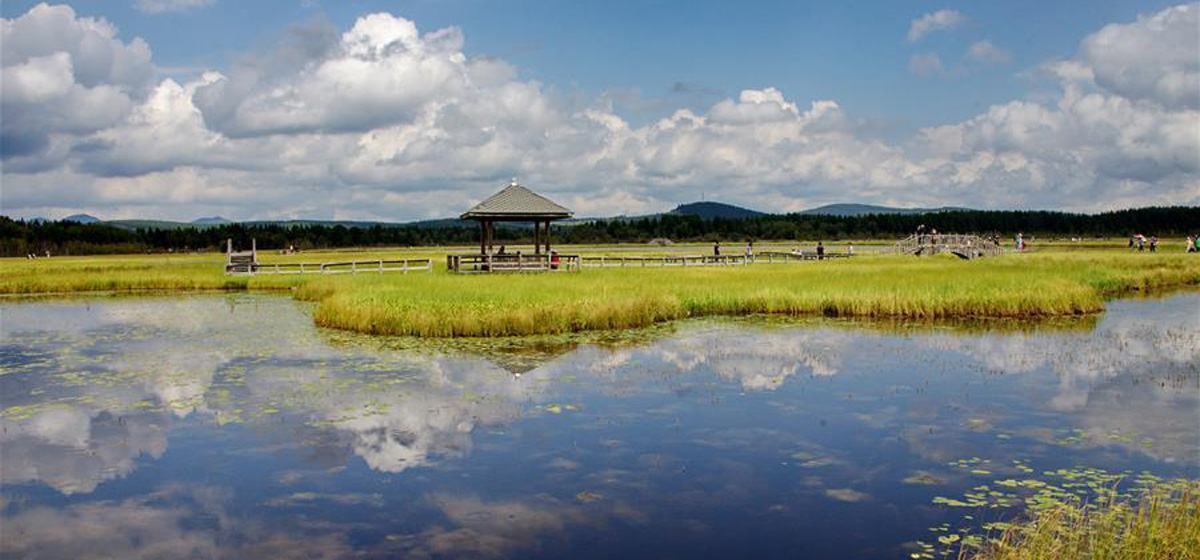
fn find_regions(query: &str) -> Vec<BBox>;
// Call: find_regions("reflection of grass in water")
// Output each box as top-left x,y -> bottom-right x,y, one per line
915,465 -> 1200,560
312,301 -> 1111,370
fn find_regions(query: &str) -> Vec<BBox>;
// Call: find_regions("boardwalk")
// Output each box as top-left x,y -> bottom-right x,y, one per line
893,234 -> 1002,259
227,259 -> 432,275
580,252 -> 849,268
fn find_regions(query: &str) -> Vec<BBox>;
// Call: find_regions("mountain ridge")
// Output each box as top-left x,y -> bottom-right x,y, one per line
38,201 -> 979,230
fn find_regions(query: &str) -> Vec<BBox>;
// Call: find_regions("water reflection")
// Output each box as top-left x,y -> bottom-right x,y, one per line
1,293 -> 1196,559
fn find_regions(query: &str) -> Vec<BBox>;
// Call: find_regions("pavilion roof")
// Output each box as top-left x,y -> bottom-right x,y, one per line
460,180 -> 573,220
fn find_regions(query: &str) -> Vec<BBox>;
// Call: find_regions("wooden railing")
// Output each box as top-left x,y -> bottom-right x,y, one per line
893,234 -> 1003,259
448,254 -> 580,274
579,252 -> 850,268
232,259 -> 432,275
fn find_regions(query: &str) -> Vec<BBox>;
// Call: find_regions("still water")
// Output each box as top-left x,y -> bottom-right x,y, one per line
1,293 -> 1197,559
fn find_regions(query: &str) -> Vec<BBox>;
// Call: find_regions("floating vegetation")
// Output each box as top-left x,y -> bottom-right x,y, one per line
917,464 -> 1200,560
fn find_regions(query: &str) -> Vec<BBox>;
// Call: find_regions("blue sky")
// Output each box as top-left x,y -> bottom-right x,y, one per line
5,0 -> 1177,128
1,1 -> 1196,220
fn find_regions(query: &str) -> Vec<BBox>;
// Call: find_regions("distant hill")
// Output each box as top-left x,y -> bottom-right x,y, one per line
105,219 -> 215,231
55,201 -> 979,232
670,201 -> 765,219
798,203 -> 973,217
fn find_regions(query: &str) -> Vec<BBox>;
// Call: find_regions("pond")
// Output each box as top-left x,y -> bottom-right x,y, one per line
1,293 -> 1197,559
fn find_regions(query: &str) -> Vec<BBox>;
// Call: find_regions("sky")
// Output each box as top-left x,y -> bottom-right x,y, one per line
1,0 -> 1197,221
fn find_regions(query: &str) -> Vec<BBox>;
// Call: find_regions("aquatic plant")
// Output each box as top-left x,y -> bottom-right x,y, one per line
916,464 -> 1200,560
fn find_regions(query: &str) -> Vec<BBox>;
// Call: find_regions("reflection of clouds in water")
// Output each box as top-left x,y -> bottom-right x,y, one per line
921,295 -> 1199,410
2,296 -> 565,488
580,326 -> 849,391
390,493 -> 638,560
281,360 -> 540,474
0,487 -> 631,560
0,408 -> 168,494
4,293 -> 1198,496
0,485 -> 354,560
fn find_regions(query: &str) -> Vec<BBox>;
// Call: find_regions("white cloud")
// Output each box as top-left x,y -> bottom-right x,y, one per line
967,40 -> 1011,64
1078,3 -> 1199,109
906,9 -> 967,42
908,53 -> 943,76
0,3 -> 152,158
2,4 -> 1198,221
133,0 -> 214,14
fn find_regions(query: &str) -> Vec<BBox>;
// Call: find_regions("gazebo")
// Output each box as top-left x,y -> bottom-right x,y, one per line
449,179 -> 579,273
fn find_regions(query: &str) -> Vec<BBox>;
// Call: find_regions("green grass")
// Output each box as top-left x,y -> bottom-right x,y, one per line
961,481 -> 1200,560
300,251 -> 1200,337
4,249 -> 1199,337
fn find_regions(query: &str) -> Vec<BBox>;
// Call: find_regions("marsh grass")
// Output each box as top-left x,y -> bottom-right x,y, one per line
304,252 -> 1200,336
961,481 -> 1200,560
4,250 -> 1199,337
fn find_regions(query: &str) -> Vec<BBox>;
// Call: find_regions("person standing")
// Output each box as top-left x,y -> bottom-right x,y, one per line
1150,236 -> 1158,253
848,242 -> 854,256
1187,236 -> 1197,253
816,241 -> 825,260
713,241 -> 721,256
745,241 -> 753,262
1016,233 -> 1025,252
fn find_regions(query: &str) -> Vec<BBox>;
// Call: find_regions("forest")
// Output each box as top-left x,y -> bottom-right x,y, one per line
3,206 -> 1198,257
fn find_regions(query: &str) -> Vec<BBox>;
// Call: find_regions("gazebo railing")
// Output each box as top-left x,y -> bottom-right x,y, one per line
448,254 -> 580,274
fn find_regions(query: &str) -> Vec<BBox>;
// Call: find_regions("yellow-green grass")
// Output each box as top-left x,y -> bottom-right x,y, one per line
962,481 -> 1200,560
300,252 -> 1200,337
4,249 -> 1198,337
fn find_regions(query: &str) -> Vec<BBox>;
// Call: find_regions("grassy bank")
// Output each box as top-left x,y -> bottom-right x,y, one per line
4,250 -> 1198,337
300,252 -> 1200,337
962,481 -> 1200,560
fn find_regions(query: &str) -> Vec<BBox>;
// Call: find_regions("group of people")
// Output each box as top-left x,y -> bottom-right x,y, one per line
1129,234 -> 1158,252
712,240 -> 843,260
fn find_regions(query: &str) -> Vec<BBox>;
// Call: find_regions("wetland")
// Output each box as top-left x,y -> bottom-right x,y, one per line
1,291 -> 1197,559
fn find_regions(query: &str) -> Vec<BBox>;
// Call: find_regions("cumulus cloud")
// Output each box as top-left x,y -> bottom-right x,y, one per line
1,3 -> 1198,221
967,40 -> 1010,64
0,3 -> 152,158
908,53 -> 943,76
907,9 -> 967,42
193,14 -> 473,136
1077,3 -> 1199,109
134,0 -> 214,14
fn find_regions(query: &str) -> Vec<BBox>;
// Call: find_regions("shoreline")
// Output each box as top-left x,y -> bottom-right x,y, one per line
6,251 -> 1197,338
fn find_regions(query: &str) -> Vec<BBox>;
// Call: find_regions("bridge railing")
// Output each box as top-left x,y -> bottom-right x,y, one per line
894,234 -> 1003,259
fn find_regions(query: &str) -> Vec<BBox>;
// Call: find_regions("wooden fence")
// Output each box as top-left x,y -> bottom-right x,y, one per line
233,259 -> 432,275
579,252 -> 850,268
448,254 -> 581,274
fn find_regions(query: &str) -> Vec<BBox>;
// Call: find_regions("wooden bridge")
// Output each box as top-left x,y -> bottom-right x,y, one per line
893,234 -> 1002,259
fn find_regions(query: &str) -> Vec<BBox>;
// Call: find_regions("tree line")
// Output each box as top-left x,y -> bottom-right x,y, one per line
3,206 -> 1198,257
